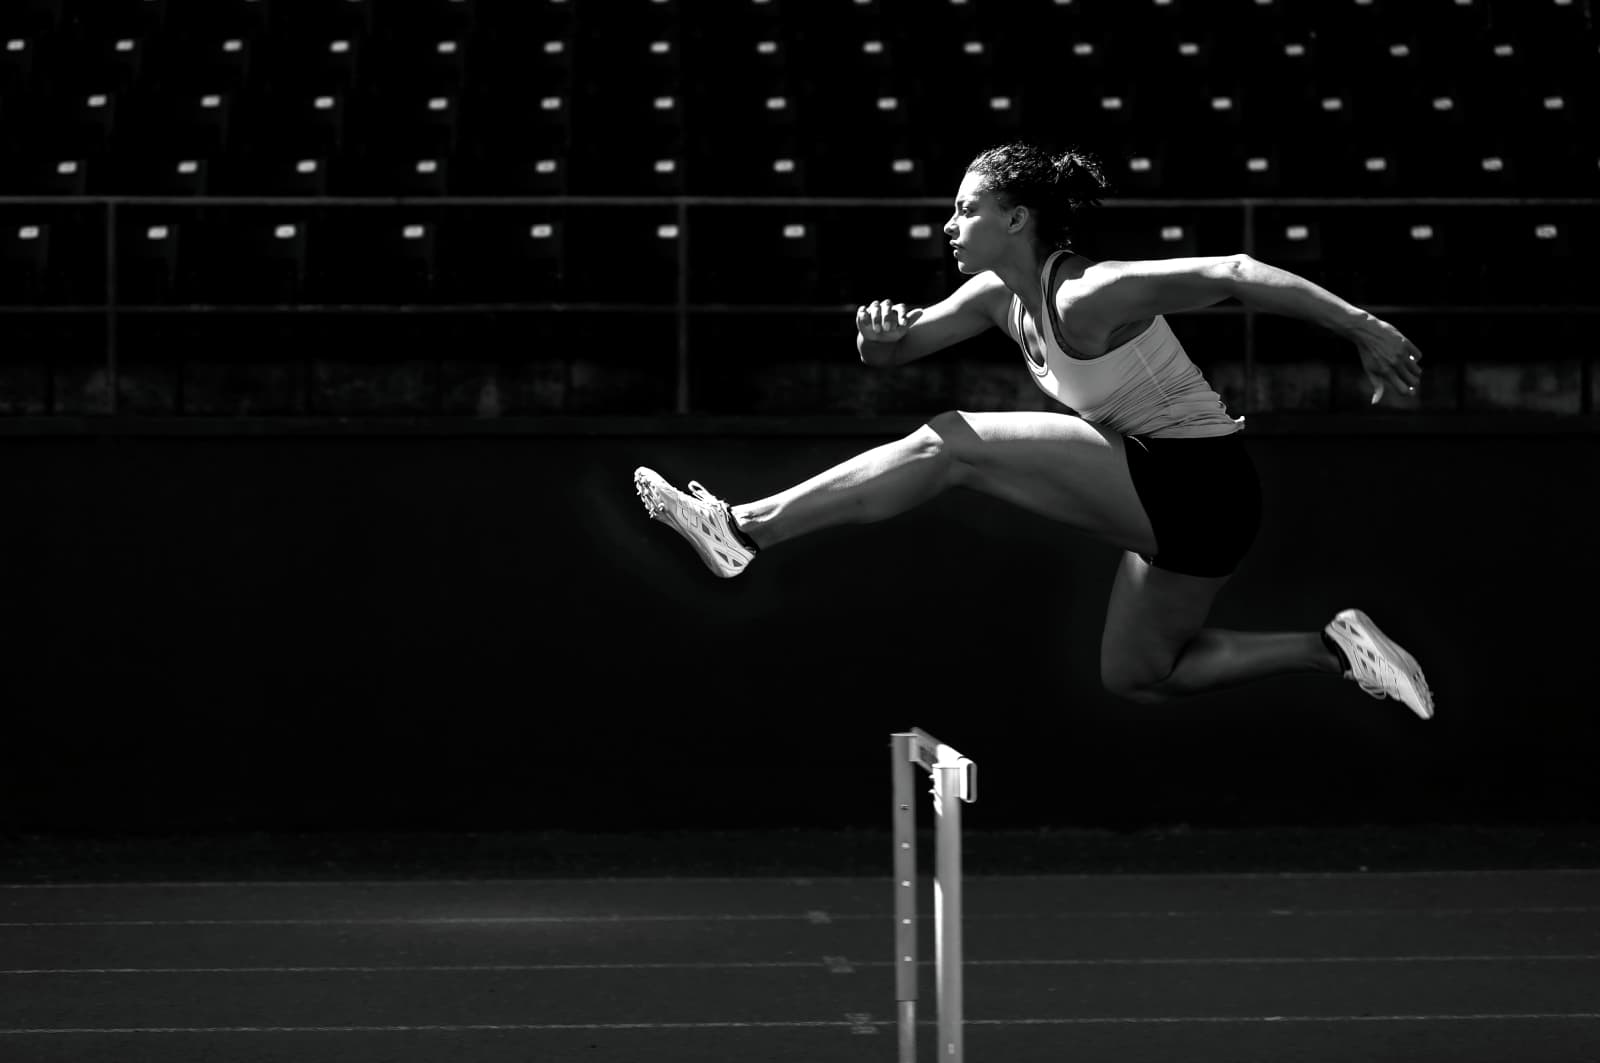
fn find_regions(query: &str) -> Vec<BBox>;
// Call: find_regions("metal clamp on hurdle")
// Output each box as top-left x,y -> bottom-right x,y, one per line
891,728 -> 977,1063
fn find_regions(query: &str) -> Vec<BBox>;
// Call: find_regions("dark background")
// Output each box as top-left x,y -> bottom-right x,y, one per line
0,421 -> 1591,838
0,0 -> 1597,866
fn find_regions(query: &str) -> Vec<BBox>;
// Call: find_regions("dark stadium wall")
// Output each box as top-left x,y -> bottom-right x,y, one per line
0,427 -> 1593,835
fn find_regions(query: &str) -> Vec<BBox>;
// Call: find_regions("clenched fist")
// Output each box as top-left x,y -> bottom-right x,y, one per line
856,299 -> 924,343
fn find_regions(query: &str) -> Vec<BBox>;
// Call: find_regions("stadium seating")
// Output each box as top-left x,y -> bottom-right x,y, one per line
0,0 -> 1592,427
0,0 -> 1586,204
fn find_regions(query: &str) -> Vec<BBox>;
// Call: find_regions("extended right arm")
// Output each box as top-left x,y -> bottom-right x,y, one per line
856,271 -> 1008,367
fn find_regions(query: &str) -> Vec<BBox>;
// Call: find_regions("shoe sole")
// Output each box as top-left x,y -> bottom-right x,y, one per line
1338,608 -> 1433,720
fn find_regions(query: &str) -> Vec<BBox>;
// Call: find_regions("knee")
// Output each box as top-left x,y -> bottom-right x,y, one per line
898,414 -> 955,478
920,410 -> 976,482
1100,656 -> 1174,705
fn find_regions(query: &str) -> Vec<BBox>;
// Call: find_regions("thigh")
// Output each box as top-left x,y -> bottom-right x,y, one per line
929,409 -> 1158,555
1100,549 -> 1229,689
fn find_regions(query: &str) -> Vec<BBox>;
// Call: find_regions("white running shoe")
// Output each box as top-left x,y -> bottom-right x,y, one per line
633,466 -> 755,578
1324,608 -> 1434,720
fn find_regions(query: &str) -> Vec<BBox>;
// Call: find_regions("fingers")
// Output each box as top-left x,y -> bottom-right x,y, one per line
856,301 -> 883,335
1371,362 -> 1416,405
1365,332 -> 1423,403
1402,340 -> 1424,388
856,299 -> 919,338
1373,319 -> 1425,393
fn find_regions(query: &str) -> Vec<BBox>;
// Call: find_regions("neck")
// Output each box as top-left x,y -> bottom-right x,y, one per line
993,245 -> 1054,316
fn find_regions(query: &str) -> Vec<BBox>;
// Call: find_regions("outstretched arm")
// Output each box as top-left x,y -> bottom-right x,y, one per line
1071,255 -> 1425,404
1228,256 -> 1424,404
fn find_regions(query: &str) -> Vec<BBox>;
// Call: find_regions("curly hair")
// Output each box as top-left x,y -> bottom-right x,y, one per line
965,143 -> 1109,250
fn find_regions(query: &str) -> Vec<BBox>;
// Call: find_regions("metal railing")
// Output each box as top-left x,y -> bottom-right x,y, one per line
2,194 -> 1597,419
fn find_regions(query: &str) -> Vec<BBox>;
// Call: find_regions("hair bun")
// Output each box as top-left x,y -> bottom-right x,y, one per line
1051,149 -> 1108,209
965,141 -> 1106,250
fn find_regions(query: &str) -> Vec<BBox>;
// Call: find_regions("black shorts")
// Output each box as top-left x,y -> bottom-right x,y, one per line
1122,431 -> 1262,578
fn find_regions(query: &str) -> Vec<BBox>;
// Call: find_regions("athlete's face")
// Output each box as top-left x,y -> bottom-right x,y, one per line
943,171 -> 1020,274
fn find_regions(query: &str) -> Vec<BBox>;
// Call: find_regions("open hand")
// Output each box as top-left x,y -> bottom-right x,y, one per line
1354,316 -> 1424,405
856,299 -> 923,343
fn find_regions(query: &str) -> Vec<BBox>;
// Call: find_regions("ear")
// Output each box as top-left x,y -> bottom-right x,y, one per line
1006,204 -> 1030,235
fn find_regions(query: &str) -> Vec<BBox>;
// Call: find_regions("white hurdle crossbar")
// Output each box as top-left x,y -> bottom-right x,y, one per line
892,728 -> 977,1063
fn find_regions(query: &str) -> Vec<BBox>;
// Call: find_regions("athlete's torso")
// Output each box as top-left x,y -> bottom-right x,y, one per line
1003,250 -> 1243,438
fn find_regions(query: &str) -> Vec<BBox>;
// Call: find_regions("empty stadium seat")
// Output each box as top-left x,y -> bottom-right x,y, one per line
1,156 -> 90,196
409,37 -> 468,96
159,36 -> 256,96
0,35 -> 36,96
316,215 -> 440,304
272,0 -> 372,42
0,0 -> 64,37
52,91 -> 119,164
560,209 -> 684,304
0,208 -> 99,303
1080,208 -> 1239,263
115,216 -> 184,304
1481,210 -> 1587,305
689,209 -> 838,305
307,36 -> 365,95
194,215 -> 311,304
438,213 -> 567,303
138,156 -> 213,195
165,0 -> 270,38
165,91 -> 235,158
88,34 -> 147,96
843,209 -> 957,307
277,90 -> 347,158
0,219 -> 56,303
1330,208 -> 1477,306
397,0 -> 477,42
1251,208 -> 1365,303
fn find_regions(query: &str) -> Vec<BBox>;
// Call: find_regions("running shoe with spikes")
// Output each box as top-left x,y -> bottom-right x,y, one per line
633,466 -> 755,578
1324,608 -> 1434,720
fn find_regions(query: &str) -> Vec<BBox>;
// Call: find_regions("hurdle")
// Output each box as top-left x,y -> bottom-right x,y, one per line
891,727 -> 977,1063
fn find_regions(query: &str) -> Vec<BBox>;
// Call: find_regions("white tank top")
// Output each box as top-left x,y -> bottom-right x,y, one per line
1006,250 -> 1244,439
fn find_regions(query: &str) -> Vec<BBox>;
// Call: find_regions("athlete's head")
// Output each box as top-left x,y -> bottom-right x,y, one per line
945,143 -> 1108,272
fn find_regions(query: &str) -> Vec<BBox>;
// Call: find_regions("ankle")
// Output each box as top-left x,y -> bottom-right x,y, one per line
725,504 -> 762,552
1320,629 -> 1351,675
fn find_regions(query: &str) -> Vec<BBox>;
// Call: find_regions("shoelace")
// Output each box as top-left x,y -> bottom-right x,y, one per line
1341,634 -> 1394,700
686,481 -> 722,507
1353,648 -> 1430,705
683,480 -> 742,546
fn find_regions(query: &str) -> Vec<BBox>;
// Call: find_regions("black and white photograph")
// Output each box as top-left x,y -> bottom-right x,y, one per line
1,0 -> 1598,1060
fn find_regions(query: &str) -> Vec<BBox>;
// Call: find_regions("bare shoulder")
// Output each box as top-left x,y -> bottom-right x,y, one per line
1052,254 -> 1242,340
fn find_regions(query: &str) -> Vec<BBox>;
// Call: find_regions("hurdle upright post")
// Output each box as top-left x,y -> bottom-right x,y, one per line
892,728 -> 977,1063
891,732 -> 918,1063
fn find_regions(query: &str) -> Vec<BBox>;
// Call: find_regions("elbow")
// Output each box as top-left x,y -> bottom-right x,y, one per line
1223,253 -> 1256,296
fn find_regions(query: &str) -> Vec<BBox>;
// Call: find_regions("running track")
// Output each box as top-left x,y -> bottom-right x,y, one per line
3,863 -> 1599,1061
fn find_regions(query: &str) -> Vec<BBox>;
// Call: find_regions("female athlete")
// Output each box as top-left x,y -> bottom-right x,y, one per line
633,142 -> 1432,718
